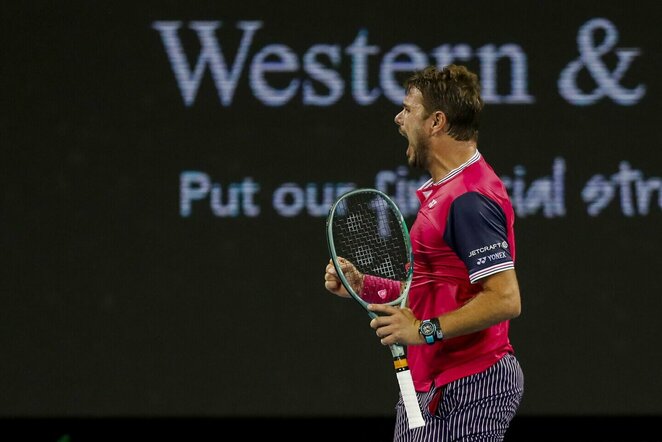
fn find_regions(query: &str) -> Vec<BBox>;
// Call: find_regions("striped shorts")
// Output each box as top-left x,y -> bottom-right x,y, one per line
394,353 -> 524,442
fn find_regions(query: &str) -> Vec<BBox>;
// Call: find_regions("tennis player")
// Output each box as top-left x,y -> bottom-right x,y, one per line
324,64 -> 524,441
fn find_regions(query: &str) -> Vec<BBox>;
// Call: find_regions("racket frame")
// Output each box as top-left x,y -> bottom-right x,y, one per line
326,188 -> 413,315
326,188 -> 425,429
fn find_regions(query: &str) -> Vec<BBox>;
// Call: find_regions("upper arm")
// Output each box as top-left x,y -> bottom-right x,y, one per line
443,192 -> 515,284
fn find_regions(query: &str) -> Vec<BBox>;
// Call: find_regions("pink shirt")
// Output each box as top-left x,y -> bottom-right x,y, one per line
406,150 -> 517,391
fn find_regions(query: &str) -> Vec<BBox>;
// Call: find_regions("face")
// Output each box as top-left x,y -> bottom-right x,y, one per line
394,87 -> 432,170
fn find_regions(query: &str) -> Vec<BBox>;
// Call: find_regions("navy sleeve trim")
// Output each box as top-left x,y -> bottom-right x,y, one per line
443,192 -> 514,283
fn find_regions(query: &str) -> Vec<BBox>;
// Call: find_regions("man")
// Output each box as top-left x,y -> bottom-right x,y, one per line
324,64 -> 524,441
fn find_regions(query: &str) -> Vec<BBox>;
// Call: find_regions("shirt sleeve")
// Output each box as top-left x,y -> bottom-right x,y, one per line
443,192 -> 514,284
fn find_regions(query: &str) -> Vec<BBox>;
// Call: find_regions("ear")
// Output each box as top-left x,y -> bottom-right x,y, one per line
430,111 -> 447,135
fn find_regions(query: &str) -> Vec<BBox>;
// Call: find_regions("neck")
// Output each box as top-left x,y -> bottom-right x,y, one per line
428,138 -> 477,182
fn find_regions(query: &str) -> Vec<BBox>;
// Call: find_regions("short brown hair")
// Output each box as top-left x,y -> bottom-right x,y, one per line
405,65 -> 483,141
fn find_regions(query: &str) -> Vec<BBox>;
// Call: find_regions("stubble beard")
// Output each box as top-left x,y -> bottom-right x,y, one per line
407,134 -> 430,171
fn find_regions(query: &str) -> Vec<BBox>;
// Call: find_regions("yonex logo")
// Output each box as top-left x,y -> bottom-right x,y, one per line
468,241 -> 507,258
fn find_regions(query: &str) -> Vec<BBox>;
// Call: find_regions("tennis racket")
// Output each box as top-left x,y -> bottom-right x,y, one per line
326,188 -> 425,429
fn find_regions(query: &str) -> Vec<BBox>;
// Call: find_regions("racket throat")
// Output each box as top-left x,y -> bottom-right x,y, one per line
392,354 -> 410,372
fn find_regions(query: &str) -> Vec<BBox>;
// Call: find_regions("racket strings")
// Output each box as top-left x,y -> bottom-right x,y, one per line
331,193 -> 410,287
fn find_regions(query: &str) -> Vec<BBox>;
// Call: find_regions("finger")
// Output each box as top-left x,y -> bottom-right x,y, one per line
369,311 -> 388,330
379,331 -> 399,346
324,272 -> 338,282
374,324 -> 394,338
325,279 -> 341,290
369,317 -> 382,330
367,303 -> 397,315
375,324 -> 392,338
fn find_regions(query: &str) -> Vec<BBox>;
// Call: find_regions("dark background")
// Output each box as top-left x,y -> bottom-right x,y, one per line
2,1 -> 661,440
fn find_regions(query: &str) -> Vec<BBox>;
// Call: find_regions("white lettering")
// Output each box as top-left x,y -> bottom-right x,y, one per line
180,172 -> 260,217
477,44 -> 534,104
250,44 -> 300,106
502,157 -> 566,218
559,18 -> 645,106
179,161 -> 659,219
430,44 -> 472,69
582,162 -> 662,216
380,44 -> 428,104
180,171 -> 211,217
375,167 -> 427,217
273,182 -> 356,217
345,30 -> 381,105
153,21 -> 262,106
303,45 -> 344,106
154,21 -> 534,107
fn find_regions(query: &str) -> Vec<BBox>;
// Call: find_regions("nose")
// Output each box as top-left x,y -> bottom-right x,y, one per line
394,110 -> 403,126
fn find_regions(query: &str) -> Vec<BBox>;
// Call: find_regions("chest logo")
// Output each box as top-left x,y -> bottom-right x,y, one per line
427,199 -> 438,209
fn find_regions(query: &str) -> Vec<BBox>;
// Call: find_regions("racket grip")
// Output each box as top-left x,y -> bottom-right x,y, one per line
395,362 -> 425,429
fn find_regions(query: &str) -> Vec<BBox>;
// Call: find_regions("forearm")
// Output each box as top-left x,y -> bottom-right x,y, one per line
437,270 -> 521,339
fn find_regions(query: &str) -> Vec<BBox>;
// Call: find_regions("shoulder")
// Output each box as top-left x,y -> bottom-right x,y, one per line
451,191 -> 506,217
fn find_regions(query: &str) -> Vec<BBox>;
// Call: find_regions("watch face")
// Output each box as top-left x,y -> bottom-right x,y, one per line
420,321 -> 435,336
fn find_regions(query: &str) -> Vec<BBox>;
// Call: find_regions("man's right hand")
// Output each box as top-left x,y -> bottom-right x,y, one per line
324,259 -> 352,298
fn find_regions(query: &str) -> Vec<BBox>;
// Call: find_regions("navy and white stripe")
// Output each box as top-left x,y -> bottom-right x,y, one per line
469,262 -> 515,284
418,150 -> 482,199
393,354 -> 524,441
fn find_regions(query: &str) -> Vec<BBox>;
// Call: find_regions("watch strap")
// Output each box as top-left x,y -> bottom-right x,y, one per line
419,318 -> 443,345
431,317 -> 443,341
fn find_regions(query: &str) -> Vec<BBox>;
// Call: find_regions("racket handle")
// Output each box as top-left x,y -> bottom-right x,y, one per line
394,361 -> 425,429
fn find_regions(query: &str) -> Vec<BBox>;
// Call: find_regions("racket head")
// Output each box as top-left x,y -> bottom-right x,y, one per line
326,188 -> 413,316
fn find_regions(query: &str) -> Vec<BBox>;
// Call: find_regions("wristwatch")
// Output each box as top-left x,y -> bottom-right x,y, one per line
419,318 -> 443,345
